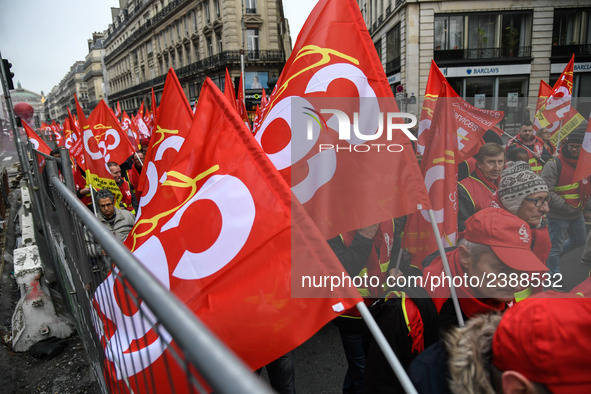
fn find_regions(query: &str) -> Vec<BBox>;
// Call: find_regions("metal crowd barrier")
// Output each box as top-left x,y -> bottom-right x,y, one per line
23,144 -> 272,394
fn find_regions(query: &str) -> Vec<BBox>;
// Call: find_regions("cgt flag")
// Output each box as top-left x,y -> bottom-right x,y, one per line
77,95 -> 123,207
136,67 -> 194,198
253,0 -> 430,238
91,78 -> 359,392
535,55 -> 585,145
87,100 -> 136,166
66,108 -> 86,171
403,81 -> 503,266
417,60 -> 447,155
23,121 -> 51,155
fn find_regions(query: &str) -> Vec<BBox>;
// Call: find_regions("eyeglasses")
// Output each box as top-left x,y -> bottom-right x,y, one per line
523,195 -> 550,207
567,144 -> 582,150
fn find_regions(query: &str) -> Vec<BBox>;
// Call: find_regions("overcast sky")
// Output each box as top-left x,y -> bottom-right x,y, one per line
0,0 -> 319,96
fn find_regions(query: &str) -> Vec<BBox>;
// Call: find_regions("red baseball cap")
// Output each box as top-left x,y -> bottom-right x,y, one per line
493,297 -> 591,393
462,208 -> 548,272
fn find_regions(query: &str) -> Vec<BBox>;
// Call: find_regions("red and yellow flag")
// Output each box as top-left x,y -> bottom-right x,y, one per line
253,0 -> 430,238
92,77 -> 358,392
535,55 -> 585,145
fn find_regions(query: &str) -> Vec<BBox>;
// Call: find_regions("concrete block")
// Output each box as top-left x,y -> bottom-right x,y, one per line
11,246 -> 74,352
19,184 -> 35,247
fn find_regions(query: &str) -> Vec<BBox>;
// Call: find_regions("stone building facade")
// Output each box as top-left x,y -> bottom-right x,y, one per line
45,61 -> 88,122
360,0 -> 591,122
103,0 -> 291,115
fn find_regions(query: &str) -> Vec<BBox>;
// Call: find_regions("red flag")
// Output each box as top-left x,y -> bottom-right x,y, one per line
66,108 -> 86,171
50,120 -> 63,146
224,68 -> 237,111
138,101 -> 145,118
87,100 -> 135,166
236,72 -> 251,130
81,119 -> 122,207
535,55 -> 585,145
533,80 -> 552,132
137,68 -> 194,196
23,121 -> 51,154
115,101 -> 121,118
133,112 -> 151,140
261,88 -> 268,107
403,82 -> 502,266
417,60 -> 448,155
92,78 -> 358,391
573,116 -> 591,182
403,82 -> 459,265
253,0 -> 430,238
121,111 -> 139,149
151,88 -> 157,114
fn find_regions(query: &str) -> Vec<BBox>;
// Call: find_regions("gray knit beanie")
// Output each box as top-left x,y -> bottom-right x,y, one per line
498,162 -> 548,214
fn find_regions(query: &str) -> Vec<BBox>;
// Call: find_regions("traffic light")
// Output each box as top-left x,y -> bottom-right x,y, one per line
1,58 -> 14,90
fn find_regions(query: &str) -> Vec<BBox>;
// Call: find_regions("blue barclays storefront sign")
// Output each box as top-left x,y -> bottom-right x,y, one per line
440,64 -> 531,77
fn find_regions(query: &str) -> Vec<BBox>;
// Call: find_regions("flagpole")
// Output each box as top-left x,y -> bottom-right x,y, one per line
356,302 -> 419,394
426,208 -> 465,327
89,187 -> 98,217
555,120 -> 564,153
134,151 -> 144,167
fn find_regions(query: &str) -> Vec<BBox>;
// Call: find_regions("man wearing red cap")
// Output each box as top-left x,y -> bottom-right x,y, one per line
363,208 -> 548,393
410,297 -> 591,393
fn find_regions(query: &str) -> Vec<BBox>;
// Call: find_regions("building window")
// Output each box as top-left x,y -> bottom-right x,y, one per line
192,10 -> 197,31
245,0 -> 257,14
177,20 -> 181,40
217,33 -> 223,53
468,14 -> 496,49
434,15 -> 463,50
206,36 -> 213,57
374,38 -> 382,63
247,28 -> 259,59
214,0 -> 220,18
553,8 -> 591,46
385,24 -> 400,75
501,13 -> 530,57
184,14 -> 189,35
434,12 -> 532,61
204,0 -> 210,23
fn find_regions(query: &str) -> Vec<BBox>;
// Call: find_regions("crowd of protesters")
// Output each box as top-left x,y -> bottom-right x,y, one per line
60,119 -> 590,393
326,121 -> 591,394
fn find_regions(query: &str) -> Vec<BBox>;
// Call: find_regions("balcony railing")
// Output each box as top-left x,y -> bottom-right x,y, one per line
245,8 -> 257,14
105,0 -> 193,61
551,44 -> 591,58
434,46 -> 531,63
109,50 -> 285,100
385,56 -> 401,75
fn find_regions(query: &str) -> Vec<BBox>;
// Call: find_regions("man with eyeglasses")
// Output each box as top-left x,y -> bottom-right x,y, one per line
493,161 -> 551,267
540,128 -> 591,276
